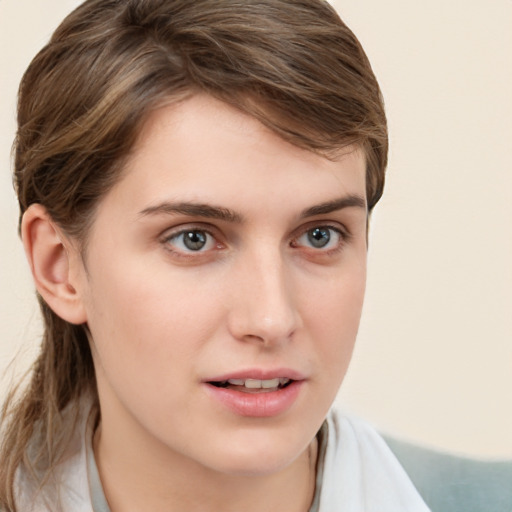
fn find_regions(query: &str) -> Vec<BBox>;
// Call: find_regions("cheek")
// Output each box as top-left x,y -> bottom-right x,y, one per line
301,262 -> 366,377
305,258 -> 365,324
84,270 -> 171,383
83,259 -> 225,389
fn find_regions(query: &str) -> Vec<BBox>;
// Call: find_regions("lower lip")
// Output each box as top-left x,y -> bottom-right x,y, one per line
204,381 -> 304,417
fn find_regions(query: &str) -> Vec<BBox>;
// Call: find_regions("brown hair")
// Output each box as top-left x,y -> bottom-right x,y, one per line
0,0 -> 387,509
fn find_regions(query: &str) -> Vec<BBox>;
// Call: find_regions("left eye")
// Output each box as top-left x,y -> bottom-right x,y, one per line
294,226 -> 342,250
165,229 -> 216,252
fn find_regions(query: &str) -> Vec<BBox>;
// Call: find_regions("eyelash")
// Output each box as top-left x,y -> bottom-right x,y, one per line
161,226 -> 221,258
160,223 -> 349,259
291,224 -> 348,255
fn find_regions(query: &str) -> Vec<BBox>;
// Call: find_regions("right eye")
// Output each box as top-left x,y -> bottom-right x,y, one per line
292,225 -> 345,252
164,229 -> 217,253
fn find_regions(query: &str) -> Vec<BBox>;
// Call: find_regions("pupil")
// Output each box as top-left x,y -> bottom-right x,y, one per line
184,231 -> 207,250
308,227 -> 330,248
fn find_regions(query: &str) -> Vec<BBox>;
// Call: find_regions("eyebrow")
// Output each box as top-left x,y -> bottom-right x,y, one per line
300,195 -> 366,218
138,202 -> 244,223
138,194 -> 366,223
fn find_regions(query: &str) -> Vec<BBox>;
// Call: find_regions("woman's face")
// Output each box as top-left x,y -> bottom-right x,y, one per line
75,94 -> 368,476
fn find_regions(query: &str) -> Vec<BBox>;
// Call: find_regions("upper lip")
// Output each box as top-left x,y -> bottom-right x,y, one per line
204,368 -> 307,383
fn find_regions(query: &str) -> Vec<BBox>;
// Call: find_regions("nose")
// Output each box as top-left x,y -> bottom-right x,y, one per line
227,248 -> 301,347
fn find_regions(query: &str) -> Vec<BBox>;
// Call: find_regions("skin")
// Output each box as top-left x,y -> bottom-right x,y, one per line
28,95 -> 368,511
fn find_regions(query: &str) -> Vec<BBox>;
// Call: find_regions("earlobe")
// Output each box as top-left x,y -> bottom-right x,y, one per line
21,204 -> 88,325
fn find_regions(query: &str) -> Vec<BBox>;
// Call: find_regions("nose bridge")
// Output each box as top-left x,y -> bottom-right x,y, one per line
228,243 -> 299,345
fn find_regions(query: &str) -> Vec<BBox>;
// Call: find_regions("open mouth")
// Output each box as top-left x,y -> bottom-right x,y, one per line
205,375 -> 303,416
208,377 -> 293,393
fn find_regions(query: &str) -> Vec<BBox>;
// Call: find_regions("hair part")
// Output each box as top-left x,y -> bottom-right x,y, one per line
1,1 -> 387,509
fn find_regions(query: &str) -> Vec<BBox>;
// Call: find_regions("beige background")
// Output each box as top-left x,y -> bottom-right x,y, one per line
1,0 -> 511,458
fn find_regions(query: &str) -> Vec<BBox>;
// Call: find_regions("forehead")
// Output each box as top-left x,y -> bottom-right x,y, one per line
99,94 -> 367,221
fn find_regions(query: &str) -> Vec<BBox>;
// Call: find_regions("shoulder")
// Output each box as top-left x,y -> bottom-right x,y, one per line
314,408 -> 431,512
321,410 -> 512,512
14,400 -> 95,512
321,408 -> 418,477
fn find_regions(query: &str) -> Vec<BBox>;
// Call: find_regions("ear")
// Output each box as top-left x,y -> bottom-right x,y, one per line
21,204 -> 88,325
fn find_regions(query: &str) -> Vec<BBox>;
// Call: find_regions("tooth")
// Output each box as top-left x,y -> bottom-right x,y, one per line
225,378 -> 287,389
261,378 -> 280,389
245,379 -> 262,389
227,379 -> 245,386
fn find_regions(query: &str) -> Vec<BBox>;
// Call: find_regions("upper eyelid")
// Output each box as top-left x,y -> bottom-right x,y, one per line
160,223 -> 220,240
165,229 -> 215,241
160,225 -> 221,254
160,227 -> 221,258
292,220 -> 351,240
293,225 -> 345,243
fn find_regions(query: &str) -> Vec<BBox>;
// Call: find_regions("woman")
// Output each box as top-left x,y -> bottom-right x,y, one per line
0,0 -> 429,510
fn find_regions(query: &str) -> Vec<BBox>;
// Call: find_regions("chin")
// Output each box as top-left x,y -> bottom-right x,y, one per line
214,454 -> 297,477
202,430 -> 314,477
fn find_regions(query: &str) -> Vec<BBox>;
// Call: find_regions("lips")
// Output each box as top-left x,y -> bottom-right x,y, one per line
203,369 -> 305,417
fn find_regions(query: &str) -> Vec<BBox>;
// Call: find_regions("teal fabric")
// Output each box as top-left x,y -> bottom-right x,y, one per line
384,436 -> 512,512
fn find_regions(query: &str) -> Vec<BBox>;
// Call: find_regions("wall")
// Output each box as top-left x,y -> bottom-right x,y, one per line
1,0 -> 510,457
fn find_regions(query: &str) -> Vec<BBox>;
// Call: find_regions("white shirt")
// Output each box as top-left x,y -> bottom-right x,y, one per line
311,411 -> 430,511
